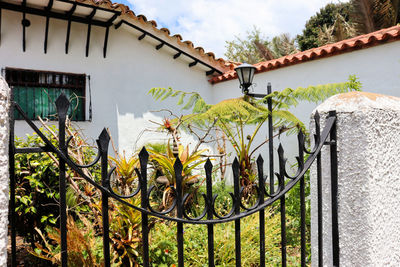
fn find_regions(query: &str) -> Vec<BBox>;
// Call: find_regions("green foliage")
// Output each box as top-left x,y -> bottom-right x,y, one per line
149,208 -> 300,266
261,75 -> 362,133
148,143 -> 208,212
108,197 -> 144,266
224,27 -> 299,63
285,169 -> 311,258
297,2 -> 352,51
149,76 -> 361,190
224,26 -> 273,64
149,87 -> 210,113
14,129 -> 61,244
270,33 -> 299,58
350,0 -> 400,34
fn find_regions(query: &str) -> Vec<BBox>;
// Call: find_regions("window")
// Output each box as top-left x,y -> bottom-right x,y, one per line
5,68 -> 86,121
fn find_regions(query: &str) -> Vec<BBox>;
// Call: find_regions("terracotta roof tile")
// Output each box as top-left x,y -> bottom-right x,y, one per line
210,25 -> 400,84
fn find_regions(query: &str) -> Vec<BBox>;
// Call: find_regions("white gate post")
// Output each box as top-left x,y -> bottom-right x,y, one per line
0,76 -> 10,266
311,92 -> 400,266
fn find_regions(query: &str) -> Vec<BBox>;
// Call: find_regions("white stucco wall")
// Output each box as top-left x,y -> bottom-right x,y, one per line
0,77 -> 10,266
212,41 -> 400,163
0,9 -> 214,155
310,92 -> 400,266
212,41 -> 400,120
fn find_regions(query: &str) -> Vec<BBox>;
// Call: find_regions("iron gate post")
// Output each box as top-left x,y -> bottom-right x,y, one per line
329,111 -> 339,267
55,94 -> 70,267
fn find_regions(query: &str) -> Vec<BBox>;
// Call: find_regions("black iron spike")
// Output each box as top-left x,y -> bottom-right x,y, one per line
139,146 -> 150,266
174,156 -> 183,176
232,156 -> 241,267
98,128 -> 110,153
297,131 -> 305,149
174,156 -> 184,267
256,154 -> 264,168
232,157 -> 240,178
55,93 -> 70,120
314,111 -> 320,129
139,146 -> 149,161
277,143 -> 285,162
256,153 -> 266,266
205,158 -> 213,174
139,147 -> 149,176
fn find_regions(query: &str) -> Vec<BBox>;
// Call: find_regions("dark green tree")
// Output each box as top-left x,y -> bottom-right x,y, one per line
296,2 -> 352,51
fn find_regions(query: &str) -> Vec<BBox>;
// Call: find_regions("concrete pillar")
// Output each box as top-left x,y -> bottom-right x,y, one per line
0,76 -> 10,266
311,92 -> 400,266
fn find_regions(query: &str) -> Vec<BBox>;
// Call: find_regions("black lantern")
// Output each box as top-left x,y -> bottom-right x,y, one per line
234,63 -> 256,94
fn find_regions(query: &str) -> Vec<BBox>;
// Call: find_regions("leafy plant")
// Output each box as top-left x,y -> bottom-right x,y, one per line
149,76 -> 361,189
14,129 -> 61,245
109,153 -> 139,195
296,2 -> 353,50
108,197 -> 144,267
149,208 -> 300,266
148,142 -> 208,211
30,215 -> 104,267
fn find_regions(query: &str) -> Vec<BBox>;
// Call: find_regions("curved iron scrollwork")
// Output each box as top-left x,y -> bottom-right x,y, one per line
13,94 -> 334,225
10,93 -> 338,267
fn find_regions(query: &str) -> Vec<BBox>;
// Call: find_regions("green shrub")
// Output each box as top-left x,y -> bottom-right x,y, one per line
149,209 -> 301,266
14,130 -> 60,244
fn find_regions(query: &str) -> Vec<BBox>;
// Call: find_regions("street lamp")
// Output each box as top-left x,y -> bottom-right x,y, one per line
234,63 -> 271,98
234,62 -> 275,194
234,63 -> 256,94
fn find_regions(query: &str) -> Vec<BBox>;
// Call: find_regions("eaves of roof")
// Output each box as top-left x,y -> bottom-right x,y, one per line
209,25 -> 400,84
73,0 -> 233,74
1,0 -> 234,74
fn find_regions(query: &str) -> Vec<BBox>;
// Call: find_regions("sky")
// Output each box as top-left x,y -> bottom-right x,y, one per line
118,0 -> 347,59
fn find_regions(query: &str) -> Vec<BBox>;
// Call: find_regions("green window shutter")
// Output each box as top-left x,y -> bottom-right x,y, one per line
7,68 -> 86,121
13,87 -> 85,121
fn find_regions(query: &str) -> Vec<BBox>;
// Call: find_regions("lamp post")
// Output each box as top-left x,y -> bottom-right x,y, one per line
234,63 -> 275,195
234,62 -> 276,267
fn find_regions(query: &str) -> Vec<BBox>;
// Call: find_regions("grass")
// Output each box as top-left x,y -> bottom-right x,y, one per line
148,208 -> 303,266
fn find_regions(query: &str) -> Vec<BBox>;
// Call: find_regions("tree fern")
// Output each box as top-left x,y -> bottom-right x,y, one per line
148,75 -> 361,183
149,75 -> 360,130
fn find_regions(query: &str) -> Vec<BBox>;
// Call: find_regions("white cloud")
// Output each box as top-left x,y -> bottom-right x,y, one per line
125,0 -> 347,58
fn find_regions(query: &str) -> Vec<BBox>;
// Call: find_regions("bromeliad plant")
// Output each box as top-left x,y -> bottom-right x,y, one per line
148,142 -> 208,211
109,153 -> 139,196
149,75 -> 362,189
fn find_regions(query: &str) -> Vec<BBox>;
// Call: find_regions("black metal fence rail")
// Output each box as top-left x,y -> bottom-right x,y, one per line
9,94 -> 339,267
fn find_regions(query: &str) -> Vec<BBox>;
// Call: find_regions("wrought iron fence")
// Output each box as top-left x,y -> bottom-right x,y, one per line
9,94 -> 339,267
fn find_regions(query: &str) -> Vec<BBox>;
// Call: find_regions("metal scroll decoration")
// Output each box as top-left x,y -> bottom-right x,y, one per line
9,93 -> 339,267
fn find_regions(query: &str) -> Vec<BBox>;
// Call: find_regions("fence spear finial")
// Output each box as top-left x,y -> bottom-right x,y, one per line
55,93 -> 70,121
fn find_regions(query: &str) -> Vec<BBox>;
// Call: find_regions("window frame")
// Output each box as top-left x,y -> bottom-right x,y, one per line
5,67 -> 87,121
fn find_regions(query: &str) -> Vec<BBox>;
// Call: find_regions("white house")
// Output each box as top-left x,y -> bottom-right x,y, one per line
0,0 -> 233,154
1,0 -> 400,156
